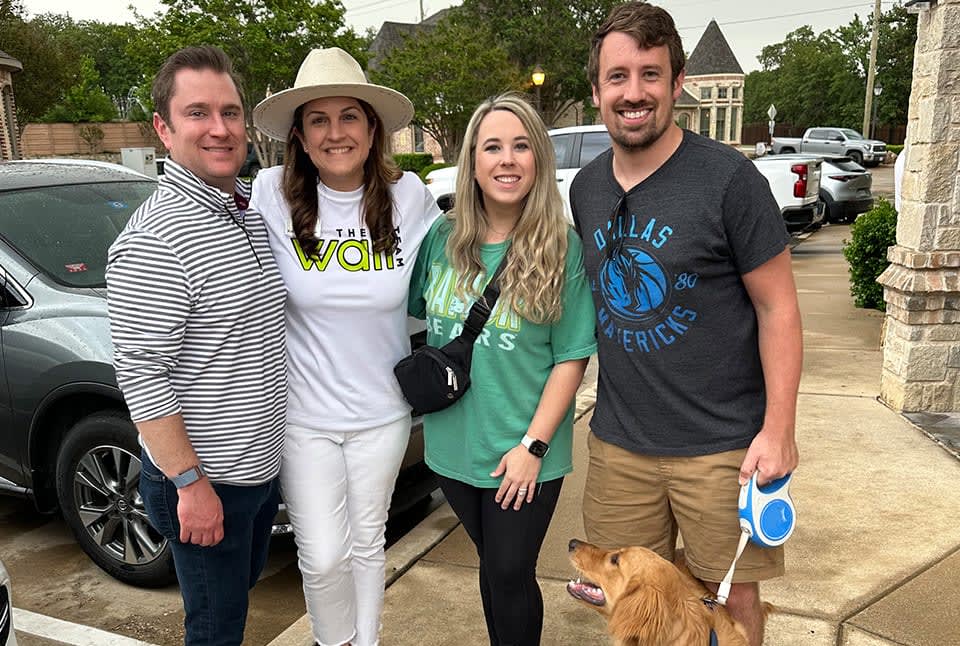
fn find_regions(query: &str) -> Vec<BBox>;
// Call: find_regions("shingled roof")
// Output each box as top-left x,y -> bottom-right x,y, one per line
0,49 -> 23,72
368,8 -> 455,71
685,20 -> 742,76
675,87 -> 699,107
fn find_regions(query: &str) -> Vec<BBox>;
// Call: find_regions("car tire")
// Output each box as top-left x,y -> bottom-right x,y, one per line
780,147 -> 795,154
848,151 -> 863,166
248,163 -> 261,178
55,412 -> 176,588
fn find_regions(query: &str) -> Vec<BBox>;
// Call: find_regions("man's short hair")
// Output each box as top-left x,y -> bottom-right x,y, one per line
588,2 -> 686,87
152,46 -> 244,126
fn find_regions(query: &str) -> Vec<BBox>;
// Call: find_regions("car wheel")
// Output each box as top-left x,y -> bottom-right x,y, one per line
780,147 -> 795,154
848,151 -> 863,166
249,163 -> 261,178
56,412 -> 176,588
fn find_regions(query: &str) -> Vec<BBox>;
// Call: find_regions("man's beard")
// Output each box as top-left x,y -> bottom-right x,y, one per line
608,107 -> 669,151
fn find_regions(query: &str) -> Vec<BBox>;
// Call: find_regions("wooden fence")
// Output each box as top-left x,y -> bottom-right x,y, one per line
20,121 -> 164,157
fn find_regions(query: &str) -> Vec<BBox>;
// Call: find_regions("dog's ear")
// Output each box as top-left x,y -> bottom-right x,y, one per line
608,580 -> 675,646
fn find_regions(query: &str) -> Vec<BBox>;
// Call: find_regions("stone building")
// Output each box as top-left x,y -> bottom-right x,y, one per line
0,49 -> 22,160
679,20 -> 745,145
878,0 -> 960,413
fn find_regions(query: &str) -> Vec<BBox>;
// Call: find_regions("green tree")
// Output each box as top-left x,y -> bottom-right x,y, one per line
371,12 -> 521,161
460,0 -> 620,128
745,3 -> 916,134
42,56 -> 118,123
131,0 -> 366,166
0,10 -> 83,127
68,21 -> 146,118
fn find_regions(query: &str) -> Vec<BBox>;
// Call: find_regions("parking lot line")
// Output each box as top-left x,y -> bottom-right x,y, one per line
14,608 -> 159,646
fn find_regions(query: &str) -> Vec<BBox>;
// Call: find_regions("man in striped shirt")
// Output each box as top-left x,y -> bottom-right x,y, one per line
106,46 -> 286,645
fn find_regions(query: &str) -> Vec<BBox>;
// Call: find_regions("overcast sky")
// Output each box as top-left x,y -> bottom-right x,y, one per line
22,0 -> 901,73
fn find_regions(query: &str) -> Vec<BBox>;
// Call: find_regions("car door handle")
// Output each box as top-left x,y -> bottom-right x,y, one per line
557,177 -> 564,182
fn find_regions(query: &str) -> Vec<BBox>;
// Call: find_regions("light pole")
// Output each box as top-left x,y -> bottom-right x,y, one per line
872,85 -> 883,139
531,64 -> 545,116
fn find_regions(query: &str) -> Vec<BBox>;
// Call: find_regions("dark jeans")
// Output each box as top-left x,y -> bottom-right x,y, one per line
438,474 -> 563,646
140,453 -> 280,646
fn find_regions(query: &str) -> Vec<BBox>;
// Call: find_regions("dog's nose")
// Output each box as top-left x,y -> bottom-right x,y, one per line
568,538 -> 581,552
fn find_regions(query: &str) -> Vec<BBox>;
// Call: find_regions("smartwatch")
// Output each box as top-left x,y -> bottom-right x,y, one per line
521,434 -> 550,458
170,464 -> 205,489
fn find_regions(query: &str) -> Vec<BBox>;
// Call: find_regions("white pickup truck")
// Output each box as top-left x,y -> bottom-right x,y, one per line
427,124 -> 822,233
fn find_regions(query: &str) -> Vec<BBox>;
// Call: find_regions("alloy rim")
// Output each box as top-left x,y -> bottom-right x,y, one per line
73,445 -> 167,566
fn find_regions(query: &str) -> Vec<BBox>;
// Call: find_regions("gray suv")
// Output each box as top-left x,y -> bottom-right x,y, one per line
0,159 -> 433,587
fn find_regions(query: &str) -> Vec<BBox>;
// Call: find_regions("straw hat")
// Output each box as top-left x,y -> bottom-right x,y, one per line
253,47 -> 414,141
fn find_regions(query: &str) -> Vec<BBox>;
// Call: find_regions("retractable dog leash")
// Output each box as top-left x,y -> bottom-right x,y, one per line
716,472 -> 796,605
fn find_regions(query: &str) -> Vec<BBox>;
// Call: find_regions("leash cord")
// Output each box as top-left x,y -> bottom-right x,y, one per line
716,531 -> 751,605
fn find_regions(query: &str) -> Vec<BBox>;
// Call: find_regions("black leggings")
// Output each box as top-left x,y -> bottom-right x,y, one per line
438,474 -> 564,646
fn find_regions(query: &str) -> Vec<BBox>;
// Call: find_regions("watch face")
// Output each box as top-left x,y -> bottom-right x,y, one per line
529,439 -> 549,458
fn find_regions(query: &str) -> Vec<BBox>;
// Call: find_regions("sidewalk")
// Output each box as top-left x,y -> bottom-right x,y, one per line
272,222 -> 960,646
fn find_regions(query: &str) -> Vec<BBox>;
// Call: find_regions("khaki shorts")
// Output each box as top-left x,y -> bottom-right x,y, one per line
582,431 -> 784,583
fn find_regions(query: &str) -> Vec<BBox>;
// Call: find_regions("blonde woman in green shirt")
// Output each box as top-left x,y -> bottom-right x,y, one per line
409,93 -> 597,645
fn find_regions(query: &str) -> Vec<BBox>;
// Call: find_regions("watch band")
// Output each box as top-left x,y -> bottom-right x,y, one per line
170,464 -> 205,489
521,434 -> 550,458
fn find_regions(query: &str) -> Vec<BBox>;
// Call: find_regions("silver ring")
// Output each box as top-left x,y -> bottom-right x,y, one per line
518,488 -> 528,494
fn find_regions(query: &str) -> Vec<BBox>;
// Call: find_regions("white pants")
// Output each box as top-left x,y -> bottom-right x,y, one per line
281,417 -> 411,646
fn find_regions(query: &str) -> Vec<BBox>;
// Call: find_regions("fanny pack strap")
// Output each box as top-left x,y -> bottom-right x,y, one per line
459,253 -> 509,344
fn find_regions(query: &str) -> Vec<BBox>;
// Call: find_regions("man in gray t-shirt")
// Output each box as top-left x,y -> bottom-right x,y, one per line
570,4 -> 802,646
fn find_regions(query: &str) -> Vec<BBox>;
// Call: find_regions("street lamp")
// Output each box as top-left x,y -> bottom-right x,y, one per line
872,85 -> 883,139
531,64 -> 545,115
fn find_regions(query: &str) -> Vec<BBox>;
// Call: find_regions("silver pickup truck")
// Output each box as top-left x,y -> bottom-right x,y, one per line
771,127 -> 887,167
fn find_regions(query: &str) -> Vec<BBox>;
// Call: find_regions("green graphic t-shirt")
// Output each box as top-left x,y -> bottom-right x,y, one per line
408,217 -> 597,487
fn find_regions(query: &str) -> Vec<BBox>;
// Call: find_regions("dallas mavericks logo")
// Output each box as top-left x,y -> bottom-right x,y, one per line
599,246 -> 670,322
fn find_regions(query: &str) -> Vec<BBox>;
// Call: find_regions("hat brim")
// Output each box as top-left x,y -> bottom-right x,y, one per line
253,83 -> 415,142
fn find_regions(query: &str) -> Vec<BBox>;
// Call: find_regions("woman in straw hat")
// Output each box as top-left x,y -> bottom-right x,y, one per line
408,93 -> 596,645
251,47 -> 441,646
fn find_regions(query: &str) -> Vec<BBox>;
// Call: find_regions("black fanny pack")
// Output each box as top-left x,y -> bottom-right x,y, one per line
394,258 -> 507,414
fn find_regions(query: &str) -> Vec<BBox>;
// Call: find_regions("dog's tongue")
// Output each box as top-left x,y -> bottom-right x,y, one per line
566,579 -> 606,606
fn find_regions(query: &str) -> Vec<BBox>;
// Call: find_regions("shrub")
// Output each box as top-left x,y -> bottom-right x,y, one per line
393,153 -> 435,175
887,144 -> 904,155
419,161 -> 453,182
842,198 -> 898,310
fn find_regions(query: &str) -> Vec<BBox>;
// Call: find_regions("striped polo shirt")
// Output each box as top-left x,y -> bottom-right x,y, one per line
107,160 -> 287,485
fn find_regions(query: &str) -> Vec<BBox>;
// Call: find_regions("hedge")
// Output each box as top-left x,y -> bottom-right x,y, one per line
393,153 -> 435,175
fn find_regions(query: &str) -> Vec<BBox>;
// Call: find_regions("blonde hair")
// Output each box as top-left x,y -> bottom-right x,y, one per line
447,93 -> 569,324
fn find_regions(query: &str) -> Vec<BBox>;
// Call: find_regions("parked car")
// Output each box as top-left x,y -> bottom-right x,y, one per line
0,558 -> 15,646
0,159 -> 434,587
771,127 -> 887,167
424,166 -> 456,212
427,124 -> 823,232
819,156 -> 874,223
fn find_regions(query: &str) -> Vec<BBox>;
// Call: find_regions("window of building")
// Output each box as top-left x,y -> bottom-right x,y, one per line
732,86 -> 740,99
715,107 -> 726,142
717,87 -> 727,99
730,107 -> 739,140
700,86 -> 712,100
678,113 -> 690,130
413,125 -> 425,153
699,108 -> 711,137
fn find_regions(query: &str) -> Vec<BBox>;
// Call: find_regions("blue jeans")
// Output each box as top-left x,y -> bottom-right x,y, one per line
140,453 -> 280,646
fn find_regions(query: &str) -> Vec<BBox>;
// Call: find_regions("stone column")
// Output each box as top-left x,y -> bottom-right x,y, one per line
878,0 -> 960,412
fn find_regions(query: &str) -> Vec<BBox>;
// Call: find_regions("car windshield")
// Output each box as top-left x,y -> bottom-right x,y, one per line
839,129 -> 864,140
0,180 -> 156,288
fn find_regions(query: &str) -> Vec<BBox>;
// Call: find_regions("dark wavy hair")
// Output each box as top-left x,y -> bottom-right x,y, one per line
282,99 -> 402,257
588,2 -> 686,87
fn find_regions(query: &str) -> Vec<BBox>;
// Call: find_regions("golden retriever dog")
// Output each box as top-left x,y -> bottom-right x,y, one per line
567,538 -> 772,646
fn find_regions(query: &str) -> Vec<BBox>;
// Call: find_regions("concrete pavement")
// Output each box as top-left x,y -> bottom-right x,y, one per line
272,175 -> 960,645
